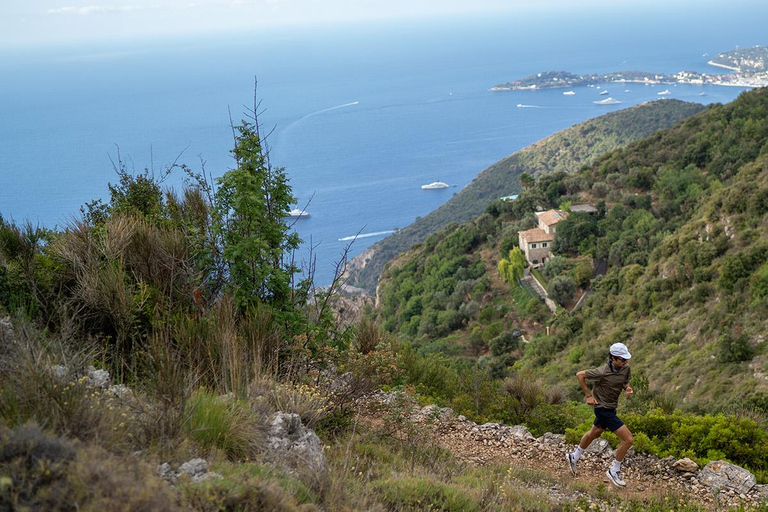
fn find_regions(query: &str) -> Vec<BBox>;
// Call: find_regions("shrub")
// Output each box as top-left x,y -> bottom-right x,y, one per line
572,261 -> 593,289
502,372 -> 543,415
547,275 -> 576,307
0,425 -> 179,511
377,476 -> 481,512
524,297 -> 548,322
718,333 -> 754,363
179,470 -> 314,512
542,256 -> 572,279
489,331 -> 520,357
185,389 -> 265,460
0,327 -> 133,450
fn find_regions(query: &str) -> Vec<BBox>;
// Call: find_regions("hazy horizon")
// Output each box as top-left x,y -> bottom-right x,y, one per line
3,0 -> 758,50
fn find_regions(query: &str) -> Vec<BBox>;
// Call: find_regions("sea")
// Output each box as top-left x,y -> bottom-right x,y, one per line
1,2 -> 766,285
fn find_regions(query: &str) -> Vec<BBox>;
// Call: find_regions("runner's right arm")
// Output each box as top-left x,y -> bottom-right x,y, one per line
576,370 -> 597,406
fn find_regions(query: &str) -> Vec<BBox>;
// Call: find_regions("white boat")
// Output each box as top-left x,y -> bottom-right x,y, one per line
699,91 -> 707,96
624,89 -> 631,93
593,97 -> 623,105
657,89 -> 672,95
599,90 -> 609,95
563,91 -> 576,95
287,208 -> 310,218
421,181 -> 450,190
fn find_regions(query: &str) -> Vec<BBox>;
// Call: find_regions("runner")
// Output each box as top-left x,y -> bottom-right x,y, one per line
566,342 -> 634,487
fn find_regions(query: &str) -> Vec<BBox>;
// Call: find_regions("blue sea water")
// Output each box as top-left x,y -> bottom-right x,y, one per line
1,3 -> 766,285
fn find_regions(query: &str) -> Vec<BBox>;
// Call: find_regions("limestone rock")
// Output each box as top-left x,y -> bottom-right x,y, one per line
87,366 -> 111,389
157,462 -> 174,482
178,458 -> 208,479
158,459 -> 222,484
412,404 -> 454,422
538,433 -> 565,445
673,458 -> 699,473
508,425 -> 534,440
0,316 -> 12,335
585,438 -> 611,455
267,412 -> 327,476
699,460 -> 756,494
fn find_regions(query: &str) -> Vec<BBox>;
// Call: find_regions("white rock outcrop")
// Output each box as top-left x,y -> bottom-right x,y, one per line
699,460 -> 756,494
267,412 -> 327,476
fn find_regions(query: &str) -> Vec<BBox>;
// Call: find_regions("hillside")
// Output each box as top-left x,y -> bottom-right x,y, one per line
346,100 -> 706,293
2,93 -> 768,511
375,86 -> 768,415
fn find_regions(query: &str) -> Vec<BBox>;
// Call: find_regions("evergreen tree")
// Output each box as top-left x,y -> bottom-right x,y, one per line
213,121 -> 301,310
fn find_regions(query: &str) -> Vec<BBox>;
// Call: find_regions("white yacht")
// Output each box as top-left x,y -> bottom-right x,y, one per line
287,208 -> 310,218
563,91 -> 576,95
421,181 -> 450,190
593,97 -> 623,105
599,90 -> 610,95
657,89 -> 672,95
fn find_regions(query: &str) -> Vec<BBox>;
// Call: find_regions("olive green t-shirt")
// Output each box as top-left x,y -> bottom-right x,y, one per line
585,362 -> 631,409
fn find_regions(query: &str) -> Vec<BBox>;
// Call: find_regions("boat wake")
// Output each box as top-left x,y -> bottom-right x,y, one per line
280,101 -> 359,140
300,101 -> 359,121
338,230 -> 395,242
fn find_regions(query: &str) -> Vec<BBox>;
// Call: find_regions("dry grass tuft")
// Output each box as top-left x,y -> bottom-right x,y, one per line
0,424 -> 179,511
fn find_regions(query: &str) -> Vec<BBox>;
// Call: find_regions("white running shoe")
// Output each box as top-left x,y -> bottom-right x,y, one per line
606,468 -> 626,487
566,453 -> 577,475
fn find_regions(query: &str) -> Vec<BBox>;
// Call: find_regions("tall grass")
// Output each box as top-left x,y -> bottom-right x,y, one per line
185,389 -> 265,461
0,323 -> 131,450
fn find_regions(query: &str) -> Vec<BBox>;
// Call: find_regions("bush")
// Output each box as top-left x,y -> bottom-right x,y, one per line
547,275 -> 576,307
489,331 -> 520,357
718,333 -> 754,363
179,470 -> 314,512
0,425 -> 179,511
0,327 -> 133,450
185,389 -> 265,460
542,256 -> 572,279
377,476 -> 481,512
618,409 -> 768,477
572,261 -> 593,289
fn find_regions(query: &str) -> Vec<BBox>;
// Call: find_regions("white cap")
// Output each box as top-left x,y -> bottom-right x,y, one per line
609,342 -> 631,360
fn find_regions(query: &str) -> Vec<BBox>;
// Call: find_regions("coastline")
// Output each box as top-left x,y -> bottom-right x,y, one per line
707,60 -> 740,72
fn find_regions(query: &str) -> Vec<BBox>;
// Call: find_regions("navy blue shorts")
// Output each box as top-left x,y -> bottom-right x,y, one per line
593,407 -> 624,432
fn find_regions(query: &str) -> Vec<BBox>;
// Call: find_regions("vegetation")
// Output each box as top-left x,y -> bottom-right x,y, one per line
347,99 -> 707,292
374,86 -> 768,479
2,87 -> 768,509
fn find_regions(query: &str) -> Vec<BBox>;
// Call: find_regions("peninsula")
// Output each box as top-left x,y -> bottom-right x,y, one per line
492,46 -> 768,91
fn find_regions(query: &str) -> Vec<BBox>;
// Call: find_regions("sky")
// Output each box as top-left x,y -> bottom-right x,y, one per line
1,0 -> 513,48
0,0 -> 692,49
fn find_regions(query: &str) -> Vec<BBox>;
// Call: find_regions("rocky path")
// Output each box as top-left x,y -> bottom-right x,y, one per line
367,400 -> 768,510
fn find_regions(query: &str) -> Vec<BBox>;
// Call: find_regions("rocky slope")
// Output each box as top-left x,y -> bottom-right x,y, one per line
367,396 -> 768,510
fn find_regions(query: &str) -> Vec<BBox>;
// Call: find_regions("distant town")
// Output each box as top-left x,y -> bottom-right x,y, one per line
492,46 -> 768,91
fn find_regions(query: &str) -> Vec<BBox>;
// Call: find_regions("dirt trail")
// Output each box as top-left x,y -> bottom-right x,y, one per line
363,402 -> 767,510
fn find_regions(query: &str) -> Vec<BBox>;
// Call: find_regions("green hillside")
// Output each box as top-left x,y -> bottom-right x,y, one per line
347,100 -> 707,292
3,93 -> 768,510
376,86 -> 768,413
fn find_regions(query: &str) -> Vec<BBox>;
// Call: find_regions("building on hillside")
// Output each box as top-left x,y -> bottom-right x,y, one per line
518,209 -> 569,267
570,204 -> 598,214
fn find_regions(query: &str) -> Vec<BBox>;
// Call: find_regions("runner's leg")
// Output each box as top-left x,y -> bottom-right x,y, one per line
579,424 -> 605,449
614,425 -> 633,461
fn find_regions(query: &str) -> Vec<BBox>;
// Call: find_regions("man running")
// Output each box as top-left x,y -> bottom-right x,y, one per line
566,342 -> 634,487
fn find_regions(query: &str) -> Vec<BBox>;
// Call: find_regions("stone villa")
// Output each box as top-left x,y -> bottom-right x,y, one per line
518,209 -> 569,267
